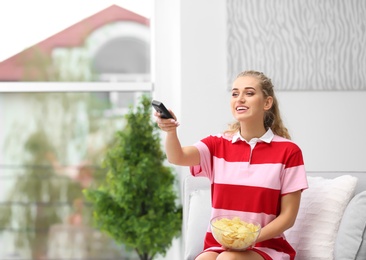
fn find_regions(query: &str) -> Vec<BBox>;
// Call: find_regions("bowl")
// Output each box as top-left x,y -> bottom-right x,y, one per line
210,215 -> 261,251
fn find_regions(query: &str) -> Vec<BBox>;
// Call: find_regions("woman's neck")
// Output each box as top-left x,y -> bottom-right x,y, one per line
239,123 -> 267,142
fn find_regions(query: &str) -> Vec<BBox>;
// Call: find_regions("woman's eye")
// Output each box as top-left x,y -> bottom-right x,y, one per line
246,92 -> 254,96
232,92 -> 239,97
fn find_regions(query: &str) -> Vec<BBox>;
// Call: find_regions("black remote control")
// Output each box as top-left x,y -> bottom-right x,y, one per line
151,100 -> 174,119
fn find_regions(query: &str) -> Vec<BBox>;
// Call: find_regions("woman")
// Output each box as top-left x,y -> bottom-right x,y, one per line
155,70 -> 308,260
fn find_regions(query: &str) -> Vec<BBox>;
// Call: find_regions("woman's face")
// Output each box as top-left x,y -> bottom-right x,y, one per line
230,76 -> 272,123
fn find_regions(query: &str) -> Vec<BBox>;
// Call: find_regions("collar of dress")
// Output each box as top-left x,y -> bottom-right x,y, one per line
231,128 -> 274,144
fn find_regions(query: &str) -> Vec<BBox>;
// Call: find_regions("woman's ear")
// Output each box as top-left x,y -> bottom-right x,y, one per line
264,97 -> 273,111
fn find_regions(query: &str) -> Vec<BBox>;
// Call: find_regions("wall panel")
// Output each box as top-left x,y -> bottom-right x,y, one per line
227,0 -> 366,90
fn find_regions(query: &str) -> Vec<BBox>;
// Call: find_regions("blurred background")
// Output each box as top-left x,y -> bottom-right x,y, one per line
0,1 -> 151,259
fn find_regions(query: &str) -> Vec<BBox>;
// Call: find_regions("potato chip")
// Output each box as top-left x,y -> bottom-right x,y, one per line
211,216 -> 261,250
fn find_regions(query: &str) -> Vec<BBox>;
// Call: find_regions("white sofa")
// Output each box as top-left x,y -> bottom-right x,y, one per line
183,171 -> 366,260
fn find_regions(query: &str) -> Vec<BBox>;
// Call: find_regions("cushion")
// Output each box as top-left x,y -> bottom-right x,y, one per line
184,189 -> 211,260
284,175 -> 358,260
335,191 -> 366,259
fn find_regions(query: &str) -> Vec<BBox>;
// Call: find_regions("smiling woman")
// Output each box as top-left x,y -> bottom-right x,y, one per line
154,70 -> 308,260
0,0 -> 152,62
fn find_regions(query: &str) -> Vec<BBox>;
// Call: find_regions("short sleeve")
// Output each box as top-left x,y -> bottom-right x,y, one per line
189,138 -> 214,181
281,148 -> 308,194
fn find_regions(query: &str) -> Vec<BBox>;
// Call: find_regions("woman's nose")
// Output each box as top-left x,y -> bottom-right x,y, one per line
238,93 -> 246,102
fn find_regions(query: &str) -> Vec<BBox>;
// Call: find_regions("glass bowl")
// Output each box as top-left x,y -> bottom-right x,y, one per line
210,215 -> 261,251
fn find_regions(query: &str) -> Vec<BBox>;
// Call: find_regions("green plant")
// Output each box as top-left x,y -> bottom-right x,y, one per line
84,95 -> 182,260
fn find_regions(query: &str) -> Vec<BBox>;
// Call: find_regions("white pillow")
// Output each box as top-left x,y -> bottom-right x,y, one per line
285,175 -> 358,260
184,189 -> 211,260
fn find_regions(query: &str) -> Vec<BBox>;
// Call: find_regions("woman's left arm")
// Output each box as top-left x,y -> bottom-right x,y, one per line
256,190 -> 301,243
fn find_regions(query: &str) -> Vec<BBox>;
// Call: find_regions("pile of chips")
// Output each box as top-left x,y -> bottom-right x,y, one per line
211,216 -> 261,250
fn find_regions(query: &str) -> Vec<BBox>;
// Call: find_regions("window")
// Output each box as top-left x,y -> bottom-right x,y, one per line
0,82 -> 152,259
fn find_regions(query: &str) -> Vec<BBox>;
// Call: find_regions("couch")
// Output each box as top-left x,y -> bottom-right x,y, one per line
183,171 -> 366,260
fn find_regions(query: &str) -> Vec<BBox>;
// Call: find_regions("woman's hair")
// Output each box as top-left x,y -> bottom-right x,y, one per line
225,70 -> 291,139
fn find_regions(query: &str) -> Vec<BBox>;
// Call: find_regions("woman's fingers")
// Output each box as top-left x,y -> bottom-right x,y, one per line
154,112 -> 180,131
158,119 -> 180,128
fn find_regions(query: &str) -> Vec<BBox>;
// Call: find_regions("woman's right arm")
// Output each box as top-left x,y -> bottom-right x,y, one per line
165,130 -> 200,166
154,111 -> 200,166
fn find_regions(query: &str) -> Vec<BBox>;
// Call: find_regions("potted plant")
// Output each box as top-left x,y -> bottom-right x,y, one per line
84,95 -> 182,260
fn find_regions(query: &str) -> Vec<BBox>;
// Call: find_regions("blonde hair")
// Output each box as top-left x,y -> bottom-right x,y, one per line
225,70 -> 291,139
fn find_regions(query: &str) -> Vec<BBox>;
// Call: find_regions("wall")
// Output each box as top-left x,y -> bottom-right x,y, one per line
227,0 -> 366,90
278,91 -> 366,171
153,0 -> 229,153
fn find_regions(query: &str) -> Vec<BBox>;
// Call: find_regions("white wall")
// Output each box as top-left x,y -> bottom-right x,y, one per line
153,0 -> 229,163
277,91 -> 366,171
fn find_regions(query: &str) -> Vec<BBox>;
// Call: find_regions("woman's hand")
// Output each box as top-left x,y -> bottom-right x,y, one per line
154,110 -> 180,132
154,109 -> 199,166
256,190 -> 301,243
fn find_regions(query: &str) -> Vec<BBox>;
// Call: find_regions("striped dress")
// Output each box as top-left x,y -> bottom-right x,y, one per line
190,129 -> 308,260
